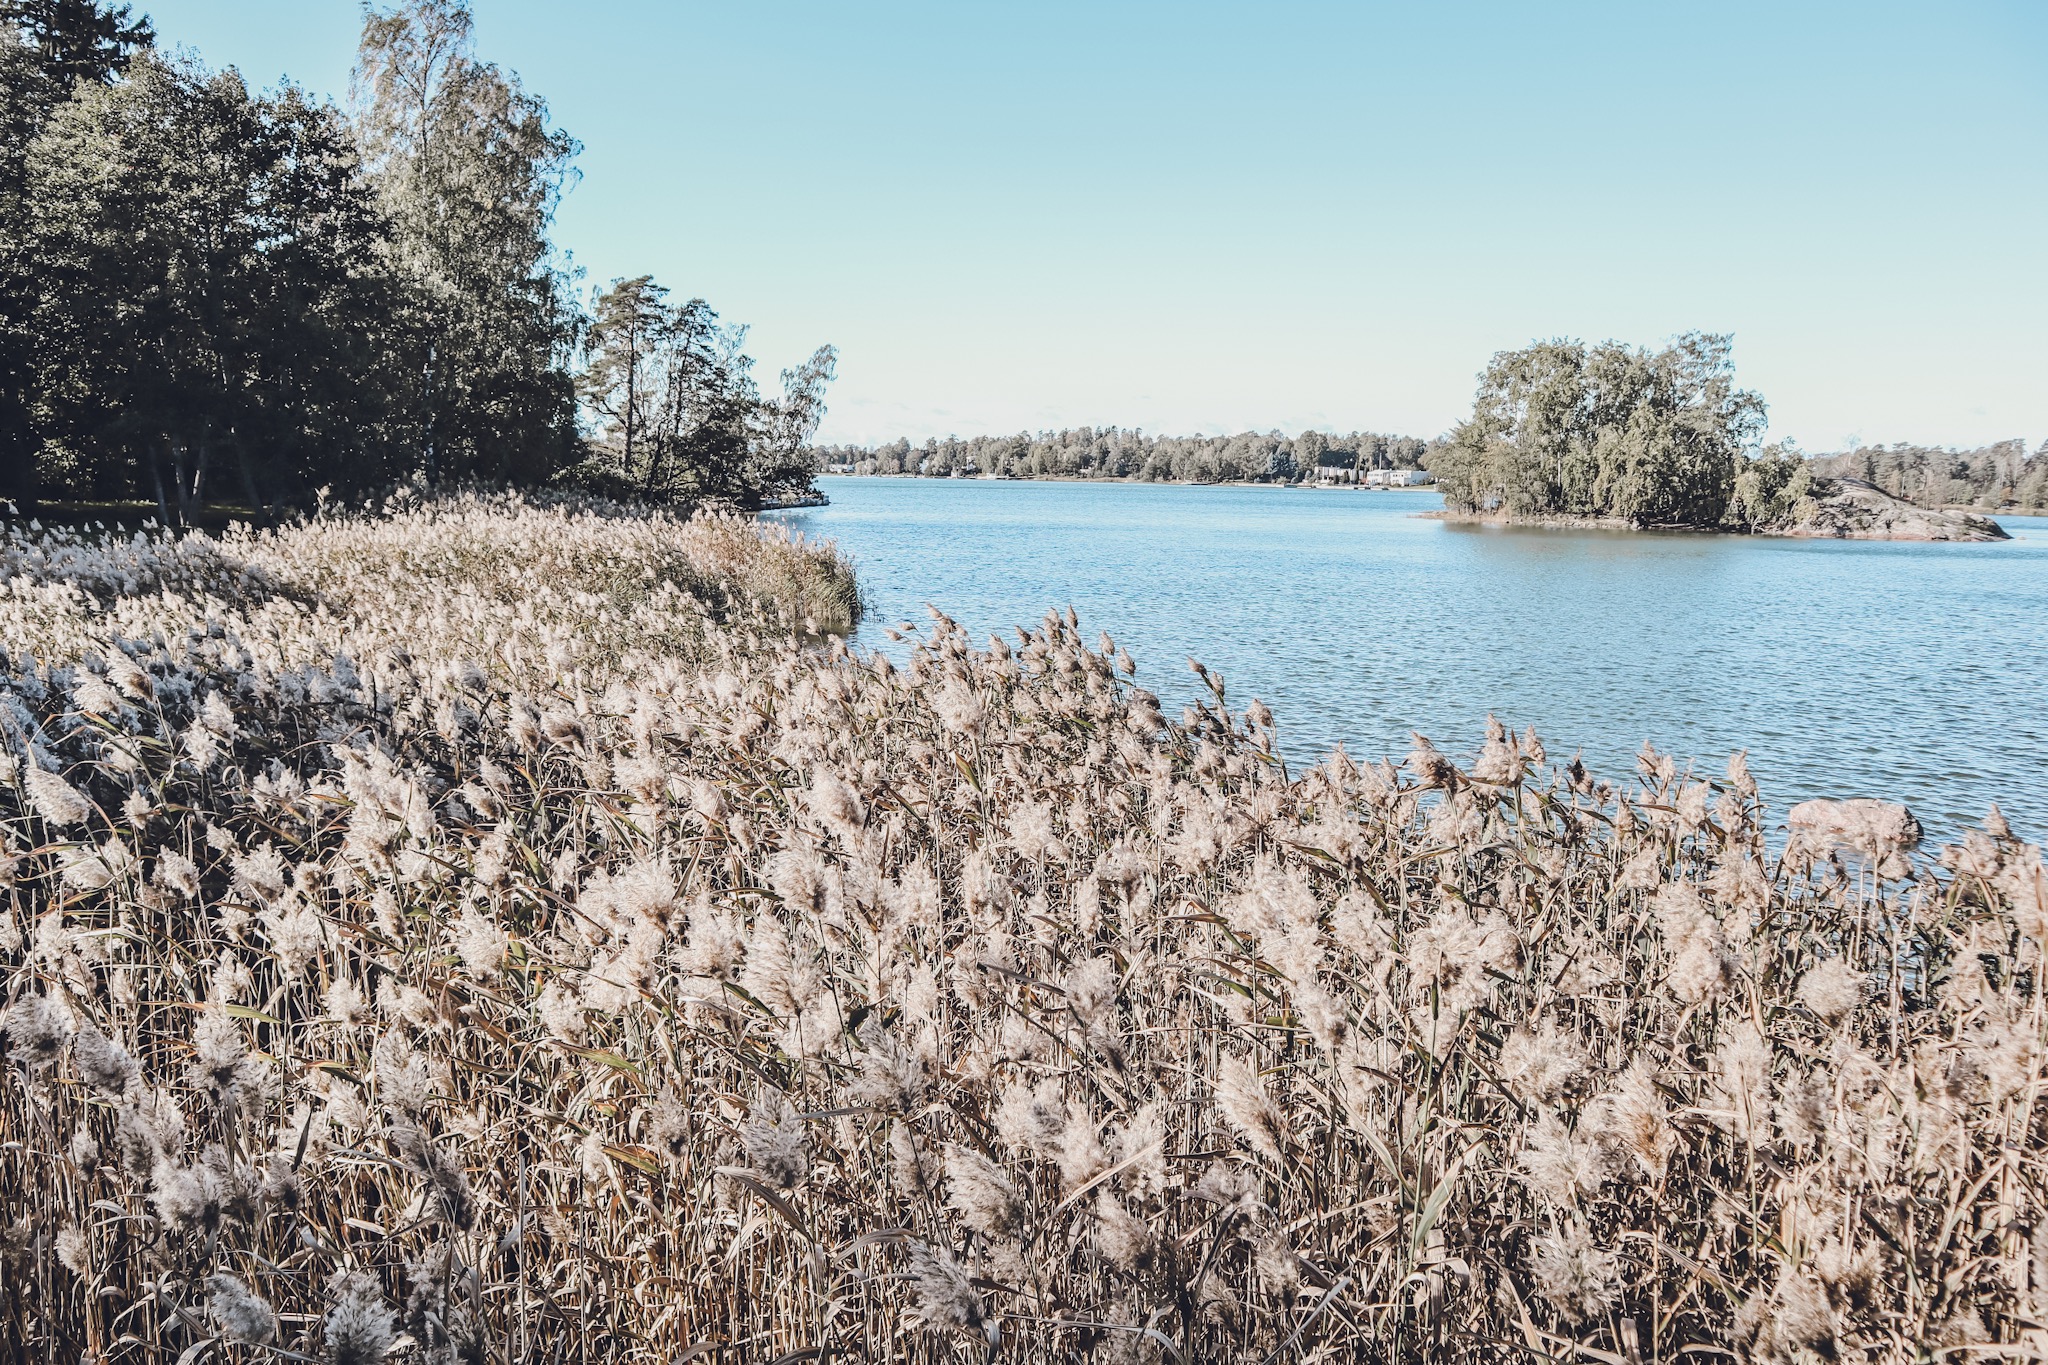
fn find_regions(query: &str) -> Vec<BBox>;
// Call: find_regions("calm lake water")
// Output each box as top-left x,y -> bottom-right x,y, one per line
775,477 -> 2048,843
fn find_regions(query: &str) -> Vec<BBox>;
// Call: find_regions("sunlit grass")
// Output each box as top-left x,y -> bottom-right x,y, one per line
1,497 -> 2041,1362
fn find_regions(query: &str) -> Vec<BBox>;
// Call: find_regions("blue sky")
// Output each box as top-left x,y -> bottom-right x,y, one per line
141,0 -> 2046,449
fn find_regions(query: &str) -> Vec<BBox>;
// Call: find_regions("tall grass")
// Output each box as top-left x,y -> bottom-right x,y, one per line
0,497 -> 2042,1362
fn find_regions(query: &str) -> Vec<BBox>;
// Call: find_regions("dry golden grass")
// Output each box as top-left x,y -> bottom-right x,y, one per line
0,495 -> 2043,1362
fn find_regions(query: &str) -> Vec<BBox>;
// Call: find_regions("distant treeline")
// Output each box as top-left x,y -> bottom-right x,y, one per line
0,0 -> 831,519
817,403 -> 2047,520
812,428 -> 1440,483
1807,440 -> 2047,512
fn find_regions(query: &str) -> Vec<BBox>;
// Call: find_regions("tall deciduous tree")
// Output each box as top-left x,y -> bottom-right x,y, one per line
352,0 -> 581,487
1728,442 -> 1813,529
1292,429 -> 1328,473
6,0 -> 833,513
751,344 -> 838,500
239,87 -> 406,501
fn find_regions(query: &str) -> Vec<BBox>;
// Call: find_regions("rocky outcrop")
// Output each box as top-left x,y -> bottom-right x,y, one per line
1766,478 -> 2009,542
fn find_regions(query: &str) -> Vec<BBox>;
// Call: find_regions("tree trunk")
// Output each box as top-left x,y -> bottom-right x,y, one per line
0,390 -> 36,508
423,342 -> 440,485
236,439 -> 265,519
169,443 -> 191,527
644,421 -> 668,499
622,341 -> 636,482
148,445 -> 170,526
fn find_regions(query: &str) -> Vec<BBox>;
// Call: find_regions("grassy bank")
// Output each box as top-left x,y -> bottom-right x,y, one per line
0,499 -> 2042,1362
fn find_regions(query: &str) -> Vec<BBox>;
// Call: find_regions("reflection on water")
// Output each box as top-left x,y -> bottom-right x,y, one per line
775,477 -> 2048,842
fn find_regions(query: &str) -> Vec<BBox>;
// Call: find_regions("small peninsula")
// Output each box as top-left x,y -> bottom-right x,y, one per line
1428,334 -> 2012,541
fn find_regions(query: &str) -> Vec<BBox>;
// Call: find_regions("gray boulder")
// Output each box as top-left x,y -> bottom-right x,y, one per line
1768,478 -> 2009,542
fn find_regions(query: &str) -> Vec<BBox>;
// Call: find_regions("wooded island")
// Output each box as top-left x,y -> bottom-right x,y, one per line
1427,334 -> 2011,540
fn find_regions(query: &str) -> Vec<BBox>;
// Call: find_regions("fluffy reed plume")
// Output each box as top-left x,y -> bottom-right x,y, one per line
3,492 -> 2046,1362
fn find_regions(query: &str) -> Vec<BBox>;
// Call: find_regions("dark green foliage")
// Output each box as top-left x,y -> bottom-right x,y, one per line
1726,443 -> 1813,529
1429,333 -> 1766,526
1,0 -> 148,93
4,0 -> 830,517
1292,428 -> 1328,471
0,0 -> 152,502
0,32 -> 41,504
25,56 -> 401,515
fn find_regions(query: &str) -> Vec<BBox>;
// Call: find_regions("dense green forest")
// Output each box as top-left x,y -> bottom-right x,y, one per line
0,0 -> 833,517
811,427 -> 1438,483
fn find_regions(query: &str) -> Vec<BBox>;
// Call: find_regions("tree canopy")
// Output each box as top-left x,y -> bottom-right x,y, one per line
0,0 -> 153,500
2,0 -> 834,517
575,275 -> 836,506
1428,333 -> 1766,526
26,55 -> 395,516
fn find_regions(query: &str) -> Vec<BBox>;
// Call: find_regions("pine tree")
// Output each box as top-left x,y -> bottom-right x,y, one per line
579,276 -> 673,487
1,0 -> 148,93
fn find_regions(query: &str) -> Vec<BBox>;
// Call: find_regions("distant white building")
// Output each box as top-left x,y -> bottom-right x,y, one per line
1313,466 -> 1434,487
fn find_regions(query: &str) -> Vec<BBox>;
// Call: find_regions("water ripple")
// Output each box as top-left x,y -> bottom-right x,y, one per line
779,478 -> 2048,843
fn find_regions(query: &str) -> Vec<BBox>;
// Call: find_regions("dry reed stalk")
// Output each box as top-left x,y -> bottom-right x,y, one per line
0,496 -> 2042,1363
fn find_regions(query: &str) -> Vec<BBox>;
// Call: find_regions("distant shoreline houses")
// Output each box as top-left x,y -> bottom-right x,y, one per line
1318,466 -> 1435,487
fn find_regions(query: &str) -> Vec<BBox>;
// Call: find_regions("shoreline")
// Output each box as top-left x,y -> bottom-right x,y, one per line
1428,508 -> 1651,532
756,489 -> 831,510
816,471 -> 1436,492
813,472 -> 2043,519
808,473 -> 2032,539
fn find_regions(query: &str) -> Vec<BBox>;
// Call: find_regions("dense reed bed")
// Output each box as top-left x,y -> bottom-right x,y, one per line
1,496 -> 2043,1362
